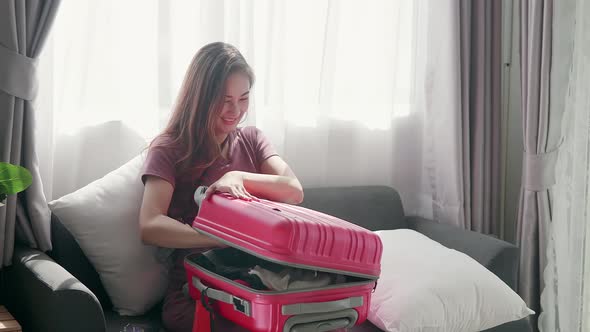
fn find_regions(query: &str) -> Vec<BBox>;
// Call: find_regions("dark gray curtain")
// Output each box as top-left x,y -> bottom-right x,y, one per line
459,0 -> 503,237
517,1 -> 560,331
0,0 -> 61,267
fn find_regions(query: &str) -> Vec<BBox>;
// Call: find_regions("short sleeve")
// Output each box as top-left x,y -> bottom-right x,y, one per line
253,127 -> 279,167
141,144 -> 177,188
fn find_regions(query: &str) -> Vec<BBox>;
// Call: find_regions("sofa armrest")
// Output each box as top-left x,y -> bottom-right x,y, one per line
406,216 -> 519,290
4,245 -> 106,332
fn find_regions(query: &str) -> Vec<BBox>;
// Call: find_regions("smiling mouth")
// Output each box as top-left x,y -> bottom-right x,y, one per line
222,118 -> 238,125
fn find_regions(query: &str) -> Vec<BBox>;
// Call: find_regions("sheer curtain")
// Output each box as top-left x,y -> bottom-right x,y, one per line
539,0 -> 590,330
37,0 -> 465,226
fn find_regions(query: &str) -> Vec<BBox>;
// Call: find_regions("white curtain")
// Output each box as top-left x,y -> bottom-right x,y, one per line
539,0 -> 590,330
37,0 -> 466,226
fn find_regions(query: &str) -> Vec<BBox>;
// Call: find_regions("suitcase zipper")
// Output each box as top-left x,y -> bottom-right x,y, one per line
193,227 -> 378,280
186,253 -> 376,296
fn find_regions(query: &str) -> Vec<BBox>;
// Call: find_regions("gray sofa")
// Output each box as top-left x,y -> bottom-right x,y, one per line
3,186 -> 531,331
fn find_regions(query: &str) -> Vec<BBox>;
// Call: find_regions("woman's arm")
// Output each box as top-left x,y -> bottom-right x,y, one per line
205,156 -> 304,204
243,155 -> 303,203
139,176 -> 224,248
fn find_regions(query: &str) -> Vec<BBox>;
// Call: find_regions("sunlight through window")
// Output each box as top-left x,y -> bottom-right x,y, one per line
43,0 -> 417,138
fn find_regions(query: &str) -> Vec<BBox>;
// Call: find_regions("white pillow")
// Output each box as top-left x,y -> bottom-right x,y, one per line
369,229 -> 533,332
49,154 -> 169,316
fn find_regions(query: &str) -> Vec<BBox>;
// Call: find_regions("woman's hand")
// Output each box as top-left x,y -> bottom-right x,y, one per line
205,171 -> 259,201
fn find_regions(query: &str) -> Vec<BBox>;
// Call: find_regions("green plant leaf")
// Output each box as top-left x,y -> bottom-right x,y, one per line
0,162 -> 33,195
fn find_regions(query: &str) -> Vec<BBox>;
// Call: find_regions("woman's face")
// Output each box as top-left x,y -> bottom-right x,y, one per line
215,72 -> 250,138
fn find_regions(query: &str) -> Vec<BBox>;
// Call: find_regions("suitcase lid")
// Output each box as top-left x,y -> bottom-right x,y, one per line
192,192 -> 382,279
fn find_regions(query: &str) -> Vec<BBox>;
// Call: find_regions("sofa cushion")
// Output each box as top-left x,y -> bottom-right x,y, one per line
48,154 -> 169,316
407,216 -> 519,290
482,318 -> 532,332
49,213 -> 112,309
368,229 -> 533,332
301,186 -> 406,230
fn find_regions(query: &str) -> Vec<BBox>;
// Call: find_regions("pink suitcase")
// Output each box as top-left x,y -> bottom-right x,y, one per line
184,187 -> 383,332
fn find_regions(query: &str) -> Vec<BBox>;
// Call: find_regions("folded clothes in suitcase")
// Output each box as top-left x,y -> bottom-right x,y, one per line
184,186 -> 383,332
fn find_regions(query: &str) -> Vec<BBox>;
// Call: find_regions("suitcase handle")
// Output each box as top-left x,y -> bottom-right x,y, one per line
192,276 -> 252,317
281,296 -> 363,315
290,317 -> 350,332
194,186 -> 208,208
283,309 -> 358,332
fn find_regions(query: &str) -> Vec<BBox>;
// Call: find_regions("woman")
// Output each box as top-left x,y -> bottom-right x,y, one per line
139,42 -> 303,331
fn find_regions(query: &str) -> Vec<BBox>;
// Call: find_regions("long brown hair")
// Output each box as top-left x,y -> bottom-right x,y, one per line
151,42 -> 254,177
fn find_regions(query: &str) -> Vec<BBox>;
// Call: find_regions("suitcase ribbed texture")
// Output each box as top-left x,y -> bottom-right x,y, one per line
194,195 -> 382,278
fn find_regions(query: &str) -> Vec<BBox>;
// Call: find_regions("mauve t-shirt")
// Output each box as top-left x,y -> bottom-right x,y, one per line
141,126 -> 278,296
142,126 -> 278,224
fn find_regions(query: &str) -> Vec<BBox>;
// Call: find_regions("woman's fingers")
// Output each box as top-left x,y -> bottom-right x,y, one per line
204,182 -> 258,202
241,187 -> 258,201
239,186 -> 259,201
205,184 -> 217,198
229,186 -> 243,199
234,186 -> 250,200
